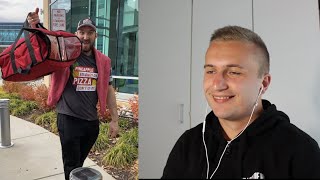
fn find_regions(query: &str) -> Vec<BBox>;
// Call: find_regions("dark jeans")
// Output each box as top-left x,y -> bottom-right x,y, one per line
57,113 -> 99,180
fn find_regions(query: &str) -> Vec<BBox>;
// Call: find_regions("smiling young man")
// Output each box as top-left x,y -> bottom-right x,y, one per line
28,9 -> 119,180
162,26 -> 320,179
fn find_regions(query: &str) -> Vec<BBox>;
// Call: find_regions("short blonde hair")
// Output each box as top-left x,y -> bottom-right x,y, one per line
210,26 -> 270,77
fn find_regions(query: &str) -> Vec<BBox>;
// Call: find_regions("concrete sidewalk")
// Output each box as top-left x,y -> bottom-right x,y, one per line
0,115 -> 115,180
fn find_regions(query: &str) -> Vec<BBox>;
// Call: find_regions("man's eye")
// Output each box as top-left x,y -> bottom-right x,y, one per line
206,70 -> 215,74
229,71 -> 241,75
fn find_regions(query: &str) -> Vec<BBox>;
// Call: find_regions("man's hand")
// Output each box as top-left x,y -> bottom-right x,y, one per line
27,8 -> 40,28
109,120 -> 119,138
107,85 -> 120,138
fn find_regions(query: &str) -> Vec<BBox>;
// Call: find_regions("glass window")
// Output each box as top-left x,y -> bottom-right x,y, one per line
113,78 -> 138,95
114,0 -> 139,94
91,0 -> 139,94
93,0 -> 111,55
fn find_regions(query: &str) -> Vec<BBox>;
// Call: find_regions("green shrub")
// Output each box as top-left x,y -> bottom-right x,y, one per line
9,99 -> 24,111
9,93 -> 21,99
0,92 -> 20,100
92,123 -> 110,152
0,92 -> 11,99
25,101 -> 38,110
119,117 -> 130,130
0,88 -> 37,115
118,127 -> 138,147
50,120 -> 58,134
35,111 -> 57,132
102,142 -> 138,168
102,127 -> 138,168
11,101 -> 38,116
0,91 -> 22,113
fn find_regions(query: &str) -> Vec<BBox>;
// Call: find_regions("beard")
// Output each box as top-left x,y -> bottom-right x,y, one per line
81,40 -> 95,52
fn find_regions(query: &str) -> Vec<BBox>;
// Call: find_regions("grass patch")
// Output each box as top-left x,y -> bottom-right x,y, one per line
0,92 -> 20,100
34,111 -> 57,133
11,101 -> 38,116
102,127 -> 138,168
92,122 -> 110,152
119,117 -> 131,131
102,142 -> 138,168
118,127 -> 138,147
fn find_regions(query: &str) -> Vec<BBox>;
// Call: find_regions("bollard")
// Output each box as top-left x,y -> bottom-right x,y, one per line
0,99 -> 14,148
70,167 -> 102,180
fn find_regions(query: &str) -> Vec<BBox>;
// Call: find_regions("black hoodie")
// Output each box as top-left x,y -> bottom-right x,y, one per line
162,100 -> 320,179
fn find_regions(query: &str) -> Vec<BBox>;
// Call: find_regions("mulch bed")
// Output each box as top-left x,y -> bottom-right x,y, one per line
88,151 -> 135,180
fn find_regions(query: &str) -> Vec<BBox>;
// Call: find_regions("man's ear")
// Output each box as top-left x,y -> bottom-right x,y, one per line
261,73 -> 271,94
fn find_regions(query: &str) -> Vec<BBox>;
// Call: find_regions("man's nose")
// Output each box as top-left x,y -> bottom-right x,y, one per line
83,34 -> 89,39
212,73 -> 228,91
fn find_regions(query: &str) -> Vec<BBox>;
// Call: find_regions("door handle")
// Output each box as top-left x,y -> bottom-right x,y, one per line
179,103 -> 184,124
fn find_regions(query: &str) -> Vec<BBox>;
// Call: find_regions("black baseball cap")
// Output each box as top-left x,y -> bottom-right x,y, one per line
77,18 -> 96,31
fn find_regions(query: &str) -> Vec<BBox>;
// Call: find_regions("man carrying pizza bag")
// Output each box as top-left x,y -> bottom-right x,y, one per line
28,8 -> 119,180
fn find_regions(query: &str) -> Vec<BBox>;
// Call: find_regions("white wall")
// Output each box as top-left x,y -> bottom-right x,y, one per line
139,0 -> 320,178
191,0 -> 253,127
253,0 -> 320,142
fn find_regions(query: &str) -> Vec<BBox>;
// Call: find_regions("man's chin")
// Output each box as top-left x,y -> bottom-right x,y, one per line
82,49 -> 91,52
212,109 -> 233,120
82,47 -> 93,53
82,44 -> 93,50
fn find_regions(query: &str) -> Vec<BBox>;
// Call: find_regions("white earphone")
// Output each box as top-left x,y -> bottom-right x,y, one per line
254,84 -> 264,107
202,84 -> 264,179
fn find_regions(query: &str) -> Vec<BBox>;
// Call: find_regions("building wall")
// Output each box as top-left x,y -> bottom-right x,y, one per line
43,0 -> 50,87
0,23 -> 23,47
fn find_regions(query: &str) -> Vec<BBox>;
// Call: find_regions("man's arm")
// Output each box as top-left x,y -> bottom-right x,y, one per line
107,85 -> 119,138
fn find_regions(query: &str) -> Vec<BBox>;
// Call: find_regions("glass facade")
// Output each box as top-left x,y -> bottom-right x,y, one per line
0,23 -> 23,46
49,0 -> 138,95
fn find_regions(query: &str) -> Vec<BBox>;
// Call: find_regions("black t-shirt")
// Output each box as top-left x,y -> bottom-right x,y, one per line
57,53 -> 99,120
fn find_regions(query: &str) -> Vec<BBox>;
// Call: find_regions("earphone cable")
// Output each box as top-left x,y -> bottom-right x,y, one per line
205,87 -> 263,179
203,131 -> 209,179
